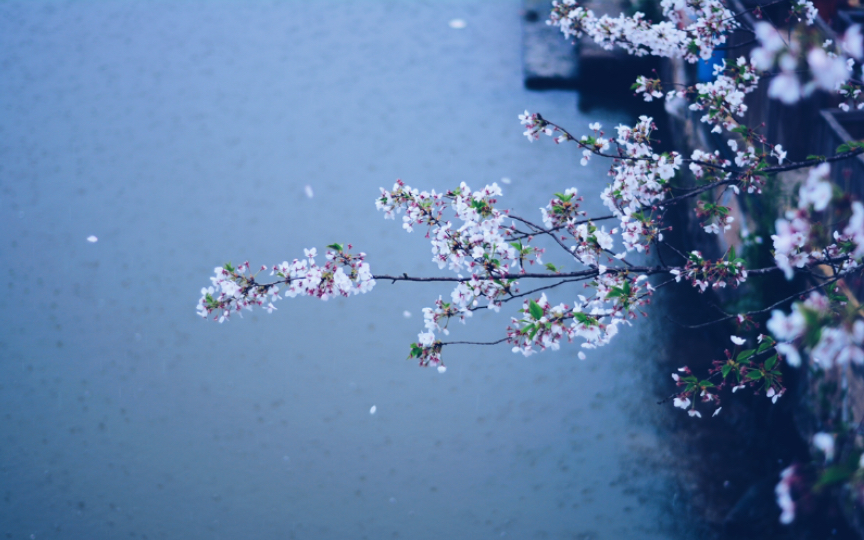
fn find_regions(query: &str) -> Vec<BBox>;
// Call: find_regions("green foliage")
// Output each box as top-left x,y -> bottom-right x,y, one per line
528,299 -> 544,320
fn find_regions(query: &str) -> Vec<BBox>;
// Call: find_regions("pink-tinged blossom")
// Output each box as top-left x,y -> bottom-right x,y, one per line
418,331 -> 435,347
768,292 -> 864,372
798,163 -> 832,211
767,308 -> 806,341
197,248 -> 375,323
634,75 -> 663,101
776,342 -> 802,367
519,110 -> 553,141
813,432 -> 835,462
843,25 -> 864,60
807,48 -> 850,93
767,386 -> 783,403
811,326 -> 863,368
794,0 -> 818,25
673,396 -> 690,409
776,466 -> 797,524
773,145 -> 787,164
845,201 -> 864,258
689,60 -> 759,132
771,210 -> 812,279
550,0 -> 737,63
751,23 -> 785,70
768,72 -> 802,105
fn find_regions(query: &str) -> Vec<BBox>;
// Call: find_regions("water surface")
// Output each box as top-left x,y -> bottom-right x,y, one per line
0,2 -> 701,538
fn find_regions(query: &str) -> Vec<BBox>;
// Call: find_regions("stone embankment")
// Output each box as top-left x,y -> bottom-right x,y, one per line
522,0 -> 864,536
661,0 -> 864,536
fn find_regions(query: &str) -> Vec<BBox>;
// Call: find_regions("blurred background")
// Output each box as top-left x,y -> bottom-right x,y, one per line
0,2 -> 702,538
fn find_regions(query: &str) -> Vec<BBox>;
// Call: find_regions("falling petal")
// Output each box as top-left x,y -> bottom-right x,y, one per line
369,405 -> 377,415
403,311 -> 412,318
87,235 -> 98,243
449,19 -> 466,29
437,365 -> 447,373
304,185 -> 314,198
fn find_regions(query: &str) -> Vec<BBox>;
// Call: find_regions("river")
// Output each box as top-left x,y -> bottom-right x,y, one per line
0,2 -> 708,538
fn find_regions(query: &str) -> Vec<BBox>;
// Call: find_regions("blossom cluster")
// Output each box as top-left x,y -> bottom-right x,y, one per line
770,163 -> 864,279
376,179 -> 541,275
196,246 -> 375,323
377,175 -> 656,362
686,58 -> 760,134
518,2 -> 864,433
507,273 -> 652,356
601,117 -> 681,224
752,22 -> 861,104
672,333 -> 784,418
519,115 -> 683,250
549,0 -> 737,63
538,116 -> 684,254
767,291 -> 864,369
669,249 -> 748,291
775,465 -> 799,525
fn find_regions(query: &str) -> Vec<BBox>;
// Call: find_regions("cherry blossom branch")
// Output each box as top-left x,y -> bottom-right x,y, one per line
674,266 -> 863,329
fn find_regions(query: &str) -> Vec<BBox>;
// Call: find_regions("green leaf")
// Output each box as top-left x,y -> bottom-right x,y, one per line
545,263 -> 559,273
528,325 -> 539,340
529,300 -> 544,320
729,246 -> 736,261
721,364 -> 733,378
806,154 -> 824,161
746,371 -> 763,380
699,380 -> 715,388
764,355 -> 778,370
574,312 -> 595,325
736,349 -> 756,361
758,335 -> 776,350
815,465 -> 855,488
837,143 -> 852,153
327,243 -> 343,252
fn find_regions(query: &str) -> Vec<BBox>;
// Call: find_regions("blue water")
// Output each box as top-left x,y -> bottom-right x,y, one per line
0,2 -> 700,538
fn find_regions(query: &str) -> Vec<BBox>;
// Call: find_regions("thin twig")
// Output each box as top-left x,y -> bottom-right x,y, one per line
673,268 -> 862,329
